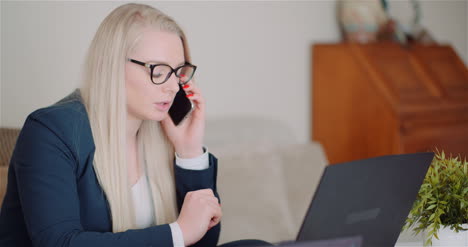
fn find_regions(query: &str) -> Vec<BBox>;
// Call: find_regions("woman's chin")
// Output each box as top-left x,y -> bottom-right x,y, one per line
145,112 -> 169,122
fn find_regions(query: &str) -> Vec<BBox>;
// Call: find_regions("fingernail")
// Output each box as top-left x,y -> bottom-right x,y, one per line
186,93 -> 194,97
183,84 -> 189,89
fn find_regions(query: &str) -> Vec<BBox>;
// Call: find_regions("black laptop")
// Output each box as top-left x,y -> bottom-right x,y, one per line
274,236 -> 363,247
294,152 -> 434,247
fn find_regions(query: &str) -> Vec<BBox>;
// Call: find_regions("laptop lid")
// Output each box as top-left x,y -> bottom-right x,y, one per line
296,152 -> 434,247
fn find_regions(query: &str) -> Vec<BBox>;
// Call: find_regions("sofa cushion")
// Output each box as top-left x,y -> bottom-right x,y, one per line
216,146 -> 296,245
278,143 -> 327,233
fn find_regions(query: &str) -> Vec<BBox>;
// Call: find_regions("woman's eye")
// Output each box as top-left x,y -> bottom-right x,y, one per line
152,73 -> 163,78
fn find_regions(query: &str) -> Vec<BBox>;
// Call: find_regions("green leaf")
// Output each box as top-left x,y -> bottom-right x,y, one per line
427,205 -> 436,210
437,208 -> 444,215
424,237 -> 432,247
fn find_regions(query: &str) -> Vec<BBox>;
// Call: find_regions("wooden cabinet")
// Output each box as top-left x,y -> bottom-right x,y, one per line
312,43 -> 468,164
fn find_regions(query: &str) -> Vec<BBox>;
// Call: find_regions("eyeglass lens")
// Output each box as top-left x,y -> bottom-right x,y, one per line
152,65 -> 195,84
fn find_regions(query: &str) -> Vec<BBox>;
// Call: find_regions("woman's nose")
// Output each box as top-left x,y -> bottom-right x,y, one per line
162,73 -> 180,93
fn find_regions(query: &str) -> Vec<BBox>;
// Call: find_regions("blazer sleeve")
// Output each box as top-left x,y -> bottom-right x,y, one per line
174,154 -> 221,247
13,116 -> 173,247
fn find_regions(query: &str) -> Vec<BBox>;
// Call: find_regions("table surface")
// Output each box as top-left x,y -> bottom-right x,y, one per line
395,231 -> 425,247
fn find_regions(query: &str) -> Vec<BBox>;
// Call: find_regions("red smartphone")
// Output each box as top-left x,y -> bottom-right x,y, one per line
169,84 -> 194,126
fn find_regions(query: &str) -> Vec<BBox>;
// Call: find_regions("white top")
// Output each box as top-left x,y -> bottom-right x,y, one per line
131,174 -> 154,229
131,148 -> 210,247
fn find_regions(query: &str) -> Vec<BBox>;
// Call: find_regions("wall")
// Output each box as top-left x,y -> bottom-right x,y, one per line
1,0 -> 467,143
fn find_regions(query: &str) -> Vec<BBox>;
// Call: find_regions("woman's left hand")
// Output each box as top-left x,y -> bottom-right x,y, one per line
161,80 -> 205,158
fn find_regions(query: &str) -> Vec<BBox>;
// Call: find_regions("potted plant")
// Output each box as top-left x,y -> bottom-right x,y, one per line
402,151 -> 468,246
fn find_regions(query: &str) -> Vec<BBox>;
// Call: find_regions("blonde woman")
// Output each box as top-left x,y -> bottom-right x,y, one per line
0,3 -> 271,247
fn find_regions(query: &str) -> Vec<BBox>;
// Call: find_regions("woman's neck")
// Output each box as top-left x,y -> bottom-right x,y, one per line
126,114 -> 142,144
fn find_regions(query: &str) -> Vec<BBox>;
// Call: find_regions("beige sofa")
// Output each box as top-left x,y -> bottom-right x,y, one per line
215,143 -> 327,244
0,116 -> 329,245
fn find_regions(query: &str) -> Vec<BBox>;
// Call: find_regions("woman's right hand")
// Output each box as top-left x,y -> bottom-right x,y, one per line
176,189 -> 222,246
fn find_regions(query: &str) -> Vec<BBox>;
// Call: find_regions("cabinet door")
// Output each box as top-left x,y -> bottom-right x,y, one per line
363,44 -> 435,100
412,45 -> 468,100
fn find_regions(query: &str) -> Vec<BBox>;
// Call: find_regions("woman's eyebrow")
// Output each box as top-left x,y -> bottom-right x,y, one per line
148,60 -> 185,67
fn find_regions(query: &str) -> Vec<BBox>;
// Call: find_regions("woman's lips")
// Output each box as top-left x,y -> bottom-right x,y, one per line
154,101 -> 172,111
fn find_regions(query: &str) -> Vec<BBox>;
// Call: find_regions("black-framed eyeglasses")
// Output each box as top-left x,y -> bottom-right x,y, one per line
127,58 -> 197,85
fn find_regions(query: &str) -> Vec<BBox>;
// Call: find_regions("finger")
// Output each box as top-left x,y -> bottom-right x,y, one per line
182,81 -> 203,97
194,189 -> 214,196
183,191 -> 194,201
199,196 -> 220,207
208,217 -> 220,229
182,84 -> 192,93
204,201 -> 222,230
181,80 -> 195,91
194,194 -> 217,206
189,191 -> 211,201
210,196 -> 220,205
205,198 -> 222,213
182,81 -> 194,90
211,213 -> 221,224
183,83 -> 201,95
205,201 -> 222,219
186,91 -> 204,101
186,94 -> 205,111
192,193 -> 219,209
208,204 -> 222,228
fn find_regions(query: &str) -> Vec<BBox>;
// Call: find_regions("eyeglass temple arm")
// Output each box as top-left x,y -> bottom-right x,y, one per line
127,58 -> 150,68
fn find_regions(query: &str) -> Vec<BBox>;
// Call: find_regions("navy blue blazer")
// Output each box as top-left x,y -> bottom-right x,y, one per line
0,90 -> 220,247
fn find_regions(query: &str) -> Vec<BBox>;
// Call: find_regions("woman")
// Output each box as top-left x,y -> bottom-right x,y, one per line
0,3 -> 271,247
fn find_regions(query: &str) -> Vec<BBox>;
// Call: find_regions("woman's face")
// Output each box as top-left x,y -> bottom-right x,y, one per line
125,29 -> 184,122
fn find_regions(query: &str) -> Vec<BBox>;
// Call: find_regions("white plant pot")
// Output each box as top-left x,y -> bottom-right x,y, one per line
423,224 -> 468,247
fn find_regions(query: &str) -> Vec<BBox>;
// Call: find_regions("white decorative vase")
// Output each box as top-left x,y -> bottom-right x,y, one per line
424,224 -> 468,247
337,0 -> 388,43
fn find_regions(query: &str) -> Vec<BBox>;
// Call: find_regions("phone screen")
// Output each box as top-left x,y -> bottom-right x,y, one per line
168,84 -> 193,126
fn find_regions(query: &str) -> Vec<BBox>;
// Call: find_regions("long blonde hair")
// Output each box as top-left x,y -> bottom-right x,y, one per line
80,3 -> 192,232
